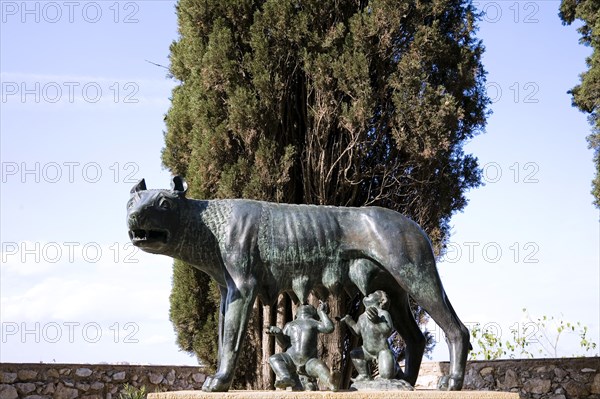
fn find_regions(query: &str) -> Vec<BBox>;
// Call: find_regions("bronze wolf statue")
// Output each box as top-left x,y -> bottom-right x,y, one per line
126,176 -> 470,392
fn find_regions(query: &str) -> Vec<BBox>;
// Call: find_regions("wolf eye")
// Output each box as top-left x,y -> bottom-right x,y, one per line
158,197 -> 173,210
127,199 -> 135,209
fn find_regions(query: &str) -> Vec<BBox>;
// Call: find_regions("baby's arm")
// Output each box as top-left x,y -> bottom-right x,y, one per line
317,302 -> 335,334
370,309 -> 393,335
267,325 -> 291,350
340,314 -> 361,336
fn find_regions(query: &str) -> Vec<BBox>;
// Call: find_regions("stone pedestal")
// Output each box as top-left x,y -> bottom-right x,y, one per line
148,390 -> 520,399
349,379 -> 414,391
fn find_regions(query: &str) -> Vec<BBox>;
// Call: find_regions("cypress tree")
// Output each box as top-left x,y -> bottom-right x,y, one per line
163,0 -> 488,389
560,0 -> 600,208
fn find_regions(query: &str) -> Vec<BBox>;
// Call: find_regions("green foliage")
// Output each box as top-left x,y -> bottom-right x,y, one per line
164,0 -> 489,386
469,323 -> 507,360
524,311 -> 599,358
469,309 -> 598,360
164,0 -> 489,242
559,0 -> 600,208
169,259 -> 220,371
118,385 -> 147,399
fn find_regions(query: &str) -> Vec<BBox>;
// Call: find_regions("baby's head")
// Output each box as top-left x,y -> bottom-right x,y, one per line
296,304 -> 318,319
363,290 -> 390,310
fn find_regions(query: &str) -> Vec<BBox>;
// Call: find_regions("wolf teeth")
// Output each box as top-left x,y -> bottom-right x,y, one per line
129,229 -> 167,242
129,229 -> 148,240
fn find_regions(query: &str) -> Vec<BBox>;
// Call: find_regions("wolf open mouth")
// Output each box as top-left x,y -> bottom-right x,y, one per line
129,229 -> 168,244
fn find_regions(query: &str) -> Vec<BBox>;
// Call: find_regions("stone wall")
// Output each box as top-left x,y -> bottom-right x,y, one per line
0,364 -> 207,399
416,357 -> 600,399
1,358 -> 598,399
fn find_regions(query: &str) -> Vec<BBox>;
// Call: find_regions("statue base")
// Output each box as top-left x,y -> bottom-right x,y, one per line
349,378 -> 415,391
148,390 -> 519,399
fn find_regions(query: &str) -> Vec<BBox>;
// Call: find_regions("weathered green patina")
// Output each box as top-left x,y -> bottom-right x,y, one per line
126,177 -> 470,392
341,291 -> 414,391
267,302 -> 339,391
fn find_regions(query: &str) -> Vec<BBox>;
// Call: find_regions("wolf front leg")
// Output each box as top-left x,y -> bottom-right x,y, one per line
202,278 -> 257,392
216,285 -> 227,361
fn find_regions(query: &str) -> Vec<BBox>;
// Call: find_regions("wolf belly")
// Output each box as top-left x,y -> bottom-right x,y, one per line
257,204 -> 362,301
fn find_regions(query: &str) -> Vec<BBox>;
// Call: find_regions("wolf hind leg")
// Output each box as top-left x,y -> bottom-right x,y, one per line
395,260 -> 469,391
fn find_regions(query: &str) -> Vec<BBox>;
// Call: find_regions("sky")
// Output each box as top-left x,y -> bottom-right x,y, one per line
0,0 -> 598,366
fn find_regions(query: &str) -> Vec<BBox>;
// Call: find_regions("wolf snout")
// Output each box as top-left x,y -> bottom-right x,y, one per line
127,212 -> 144,230
128,213 -> 138,226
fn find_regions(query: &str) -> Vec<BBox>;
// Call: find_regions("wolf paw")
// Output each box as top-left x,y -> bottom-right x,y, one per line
202,374 -> 231,392
438,374 -> 463,391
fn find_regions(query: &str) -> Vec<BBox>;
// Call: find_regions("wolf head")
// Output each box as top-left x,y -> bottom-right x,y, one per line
126,176 -> 188,254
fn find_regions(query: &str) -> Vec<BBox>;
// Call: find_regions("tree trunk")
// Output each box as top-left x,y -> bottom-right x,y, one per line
261,303 -> 275,389
305,291 -> 352,389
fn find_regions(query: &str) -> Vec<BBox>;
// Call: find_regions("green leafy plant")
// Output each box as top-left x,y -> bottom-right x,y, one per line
469,309 -> 598,360
118,384 -> 147,399
518,309 -> 598,358
469,323 -> 507,360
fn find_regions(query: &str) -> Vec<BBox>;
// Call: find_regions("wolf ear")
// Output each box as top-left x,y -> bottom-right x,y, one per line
130,178 -> 146,194
171,176 -> 188,196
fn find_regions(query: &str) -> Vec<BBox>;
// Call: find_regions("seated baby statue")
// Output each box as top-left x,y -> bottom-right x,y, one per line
267,301 -> 339,391
340,290 -> 399,381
